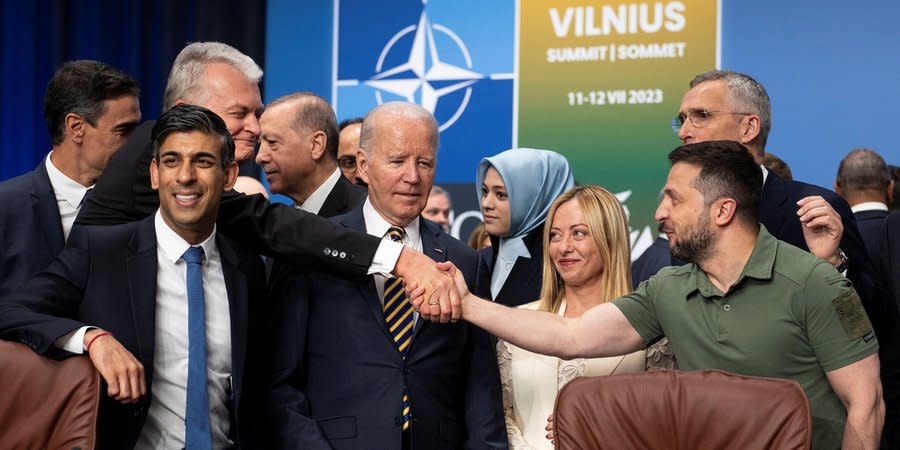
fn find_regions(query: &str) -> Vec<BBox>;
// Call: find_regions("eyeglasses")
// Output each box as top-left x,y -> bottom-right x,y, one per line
671,109 -> 752,133
339,156 -> 357,170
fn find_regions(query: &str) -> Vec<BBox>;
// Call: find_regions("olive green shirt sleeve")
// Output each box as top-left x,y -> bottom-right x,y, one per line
802,262 -> 879,372
613,279 -> 663,346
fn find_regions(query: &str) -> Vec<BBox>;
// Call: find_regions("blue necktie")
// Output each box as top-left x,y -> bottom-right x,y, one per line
183,246 -> 212,450
383,226 -> 413,430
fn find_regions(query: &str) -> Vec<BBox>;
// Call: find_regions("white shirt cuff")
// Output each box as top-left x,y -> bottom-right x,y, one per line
54,326 -> 94,354
368,240 -> 403,276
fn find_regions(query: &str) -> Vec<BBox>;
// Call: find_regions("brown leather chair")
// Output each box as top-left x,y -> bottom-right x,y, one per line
0,340 -> 100,450
553,369 -> 811,450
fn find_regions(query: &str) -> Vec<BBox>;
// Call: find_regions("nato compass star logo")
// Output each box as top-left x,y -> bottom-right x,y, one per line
337,9 -> 511,132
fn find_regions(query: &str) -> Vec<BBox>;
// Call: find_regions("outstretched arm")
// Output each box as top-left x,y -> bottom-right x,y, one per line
413,263 -> 645,360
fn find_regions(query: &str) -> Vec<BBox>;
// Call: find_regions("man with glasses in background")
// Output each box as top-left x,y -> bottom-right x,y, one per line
337,117 -> 366,186
660,69 -> 897,449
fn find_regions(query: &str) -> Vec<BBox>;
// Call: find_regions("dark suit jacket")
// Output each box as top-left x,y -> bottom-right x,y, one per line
475,224 -> 545,307
631,236 -> 685,288
760,173 -> 889,337
268,208 -> 507,450
318,174 -> 367,218
75,120 -> 379,281
0,159 -> 65,297
854,208 -> 889,263
881,212 -> 900,450
0,216 -> 269,449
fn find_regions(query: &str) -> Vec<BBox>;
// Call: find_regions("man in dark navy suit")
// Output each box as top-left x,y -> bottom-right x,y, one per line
834,147 -> 893,261
268,102 -> 507,450
0,106 -> 268,449
0,60 -> 140,297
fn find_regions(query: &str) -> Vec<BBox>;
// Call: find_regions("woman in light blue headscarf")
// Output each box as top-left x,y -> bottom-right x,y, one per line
475,148 -> 574,306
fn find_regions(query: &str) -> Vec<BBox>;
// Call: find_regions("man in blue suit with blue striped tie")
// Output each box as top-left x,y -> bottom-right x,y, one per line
0,105 -> 269,449
268,102 -> 507,450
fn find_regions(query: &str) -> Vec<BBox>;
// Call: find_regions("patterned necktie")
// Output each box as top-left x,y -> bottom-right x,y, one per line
183,246 -> 212,450
383,226 -> 413,430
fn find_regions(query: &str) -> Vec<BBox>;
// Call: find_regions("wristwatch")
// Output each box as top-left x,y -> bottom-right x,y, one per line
835,249 -> 848,273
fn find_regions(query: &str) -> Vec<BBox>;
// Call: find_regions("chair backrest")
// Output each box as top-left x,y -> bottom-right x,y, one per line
0,340 -> 100,450
553,369 -> 811,450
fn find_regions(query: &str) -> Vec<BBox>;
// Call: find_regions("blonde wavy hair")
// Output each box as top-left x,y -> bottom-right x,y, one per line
537,185 -> 632,313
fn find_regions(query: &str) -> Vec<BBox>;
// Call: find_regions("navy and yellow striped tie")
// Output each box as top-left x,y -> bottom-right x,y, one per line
383,226 -> 413,430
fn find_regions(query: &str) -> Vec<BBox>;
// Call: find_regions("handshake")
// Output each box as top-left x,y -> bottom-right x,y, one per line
401,260 -> 470,323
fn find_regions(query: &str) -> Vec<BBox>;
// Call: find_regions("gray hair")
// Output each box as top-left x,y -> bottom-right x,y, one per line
359,102 -> 439,154
269,92 -> 339,160
430,185 -> 451,203
163,42 -> 263,110
690,70 -> 771,151
836,148 -> 890,192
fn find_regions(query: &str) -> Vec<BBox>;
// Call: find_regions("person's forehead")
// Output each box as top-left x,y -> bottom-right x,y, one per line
681,80 -> 728,107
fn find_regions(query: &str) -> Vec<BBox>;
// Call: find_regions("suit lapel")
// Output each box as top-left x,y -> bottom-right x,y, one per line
759,173 -> 790,237
126,217 -> 159,376
218,235 -> 249,404
31,160 -> 65,255
412,220 -> 446,341
319,176 -> 349,218
338,209 -> 391,335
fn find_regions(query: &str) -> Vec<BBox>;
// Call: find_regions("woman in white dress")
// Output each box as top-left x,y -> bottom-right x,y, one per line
498,185 -> 646,450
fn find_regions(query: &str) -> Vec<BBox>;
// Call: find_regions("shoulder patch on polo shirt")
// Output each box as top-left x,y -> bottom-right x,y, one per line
832,289 -> 873,340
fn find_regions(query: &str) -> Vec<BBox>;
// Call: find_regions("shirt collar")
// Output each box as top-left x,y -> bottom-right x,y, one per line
690,226 -> 776,299
760,165 -> 769,184
851,201 -> 888,213
362,197 -> 421,246
297,168 -> 342,214
45,152 -> 92,208
497,235 -> 531,264
154,210 -> 218,264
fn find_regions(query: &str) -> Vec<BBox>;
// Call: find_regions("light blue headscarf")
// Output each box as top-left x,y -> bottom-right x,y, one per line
476,148 -> 575,239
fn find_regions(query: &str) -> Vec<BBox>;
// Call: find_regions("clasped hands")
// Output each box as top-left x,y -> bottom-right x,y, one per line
404,261 -> 469,323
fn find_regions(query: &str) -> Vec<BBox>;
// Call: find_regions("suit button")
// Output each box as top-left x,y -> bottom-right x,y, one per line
402,368 -> 410,375
323,248 -> 331,255
339,251 -> 347,259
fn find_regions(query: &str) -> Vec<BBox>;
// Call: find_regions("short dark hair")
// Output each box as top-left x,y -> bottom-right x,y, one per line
339,117 -> 363,130
668,140 -> 762,226
269,92 -> 339,160
836,148 -> 890,192
151,105 -> 234,168
44,60 -> 140,145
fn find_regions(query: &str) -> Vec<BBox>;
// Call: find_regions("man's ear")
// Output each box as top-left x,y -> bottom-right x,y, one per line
65,113 -> 86,145
834,181 -> 844,196
309,130 -> 328,161
149,159 -> 160,191
714,197 -> 738,226
356,149 -> 371,185
740,115 -> 761,147
887,179 -> 894,204
223,161 -> 239,191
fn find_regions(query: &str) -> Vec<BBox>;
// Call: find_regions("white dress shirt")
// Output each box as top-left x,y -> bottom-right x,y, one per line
851,201 -> 889,213
44,152 -> 92,241
295,168 -> 342,215
363,198 -> 422,326
135,211 -> 234,449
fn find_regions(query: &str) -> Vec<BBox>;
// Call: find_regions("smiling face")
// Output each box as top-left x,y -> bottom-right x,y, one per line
548,199 -> 604,288
150,131 -> 238,244
357,115 -> 436,227
480,167 -> 511,237
655,162 -> 717,263
194,62 -> 263,162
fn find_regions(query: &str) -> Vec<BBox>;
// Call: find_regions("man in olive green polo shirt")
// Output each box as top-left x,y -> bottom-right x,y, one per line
416,141 -> 884,449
